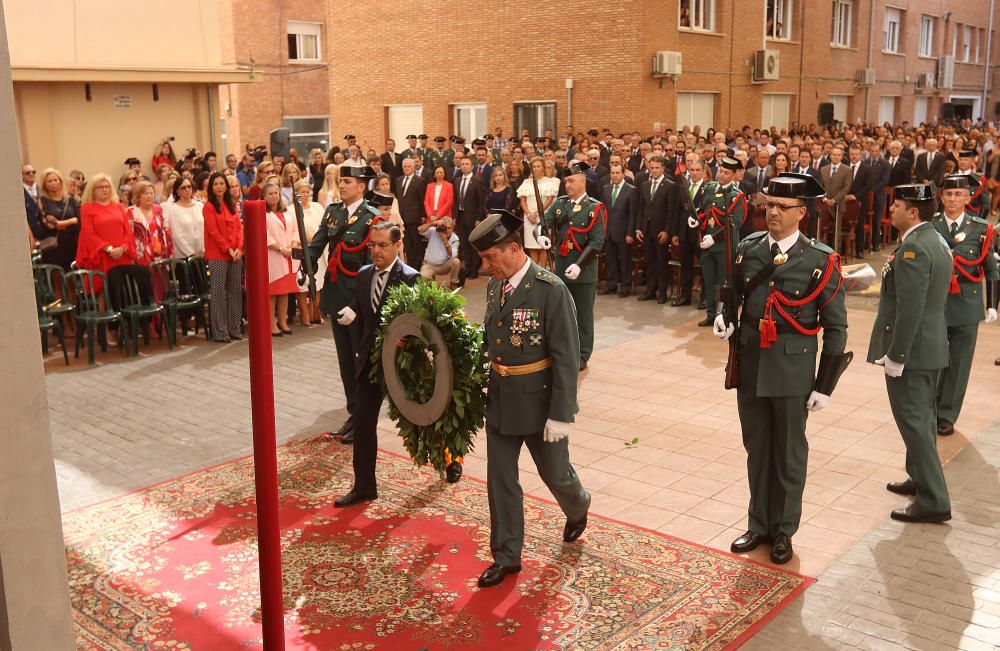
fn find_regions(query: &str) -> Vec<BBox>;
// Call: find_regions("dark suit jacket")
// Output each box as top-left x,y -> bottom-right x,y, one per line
887,157 -> 912,187
745,165 -> 773,194
394,174 -> 427,225
867,157 -> 891,192
601,181 -> 639,242
380,151 -> 404,183
676,176 -> 709,238
639,175 -> 681,237
627,151 -> 645,175
24,188 -> 45,240
454,174 -> 488,221
472,162 -> 493,183
845,162 -> 873,219
350,258 -> 420,377
914,151 -> 947,186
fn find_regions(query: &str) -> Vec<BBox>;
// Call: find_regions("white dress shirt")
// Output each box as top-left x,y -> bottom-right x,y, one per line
505,256 -> 532,290
767,230 -> 801,254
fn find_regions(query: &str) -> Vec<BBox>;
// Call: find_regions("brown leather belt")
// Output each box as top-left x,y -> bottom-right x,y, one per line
490,357 -> 553,377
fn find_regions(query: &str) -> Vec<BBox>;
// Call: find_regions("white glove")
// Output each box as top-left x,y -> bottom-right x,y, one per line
875,355 -> 904,377
712,314 -> 735,340
699,234 -> 715,250
805,391 -> 830,411
564,263 -> 581,280
986,308 -> 998,323
543,419 -> 570,443
536,235 -> 552,250
336,306 -> 356,326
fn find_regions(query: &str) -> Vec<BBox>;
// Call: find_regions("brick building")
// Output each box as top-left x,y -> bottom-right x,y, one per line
220,0 -> 1000,153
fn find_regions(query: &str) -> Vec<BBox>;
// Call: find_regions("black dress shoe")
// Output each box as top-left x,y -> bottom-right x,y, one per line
445,461 -> 463,483
697,300 -> 707,310
477,563 -> 521,588
334,489 -> 377,507
730,531 -> 769,553
579,359 -> 588,371
697,317 -> 713,327
671,296 -> 692,306
656,294 -> 668,304
339,429 -> 356,445
937,419 -> 955,436
601,287 -> 618,295
636,293 -> 656,301
333,417 -> 354,437
886,479 -> 917,496
770,534 -> 793,564
891,504 -> 951,523
563,514 -> 588,542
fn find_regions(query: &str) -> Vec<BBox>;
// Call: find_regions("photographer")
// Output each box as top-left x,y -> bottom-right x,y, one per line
417,216 -> 460,288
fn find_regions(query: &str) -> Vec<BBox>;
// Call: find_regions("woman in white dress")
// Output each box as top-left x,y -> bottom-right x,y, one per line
164,177 -> 204,257
517,156 -> 558,266
294,179 -> 326,325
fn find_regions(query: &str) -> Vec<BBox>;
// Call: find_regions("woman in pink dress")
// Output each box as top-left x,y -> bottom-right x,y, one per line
264,182 -> 300,336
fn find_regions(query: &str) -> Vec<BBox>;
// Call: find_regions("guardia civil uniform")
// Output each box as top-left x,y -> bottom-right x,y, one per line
543,161 -> 607,368
470,210 -> 590,588
695,159 -> 749,321
307,166 -> 381,436
956,150 -> 990,219
931,175 -> 999,435
868,184 -> 953,520
427,139 -> 448,171
726,173 -> 850,565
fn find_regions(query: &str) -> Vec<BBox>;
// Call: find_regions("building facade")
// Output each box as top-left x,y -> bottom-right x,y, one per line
222,0 -> 1000,153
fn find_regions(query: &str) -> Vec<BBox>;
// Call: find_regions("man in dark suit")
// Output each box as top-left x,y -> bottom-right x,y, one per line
845,144 -> 874,256
793,150 -> 823,234
472,145 -> 493,183
395,158 -> 428,266
867,141 -> 891,248
380,139 -> 404,184
637,155 -> 682,304
454,157 -> 488,282
22,164 -> 45,241
601,162 -> 640,297
332,221 -> 421,507
914,138 -> 947,186
886,141 -> 912,188
744,149 -> 774,196
671,158 -> 709,307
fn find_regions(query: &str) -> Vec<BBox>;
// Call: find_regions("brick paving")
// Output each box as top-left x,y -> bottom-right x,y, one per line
44,271 -> 1000,647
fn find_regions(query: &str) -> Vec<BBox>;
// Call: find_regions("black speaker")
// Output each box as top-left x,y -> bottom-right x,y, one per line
941,102 -> 955,120
993,101 -> 1000,117
269,128 -> 291,159
818,102 -> 834,125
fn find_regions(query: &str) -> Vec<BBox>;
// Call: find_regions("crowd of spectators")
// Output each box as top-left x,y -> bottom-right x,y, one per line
24,117 -> 999,357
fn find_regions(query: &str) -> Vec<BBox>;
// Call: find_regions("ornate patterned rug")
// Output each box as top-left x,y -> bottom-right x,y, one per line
66,435 -> 812,650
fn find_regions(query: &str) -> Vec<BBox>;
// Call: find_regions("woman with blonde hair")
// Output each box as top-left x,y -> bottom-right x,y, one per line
319,163 -> 341,207
263,182 -> 299,336
246,159 -> 276,201
517,156 -> 558,265
38,168 -> 81,270
75,173 -> 136,298
293,179 -> 324,325
280,163 -> 301,205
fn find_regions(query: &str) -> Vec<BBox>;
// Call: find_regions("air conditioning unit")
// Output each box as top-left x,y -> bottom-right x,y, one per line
856,68 -> 876,87
753,49 -> 780,82
916,73 -> 936,90
937,55 -> 955,89
653,51 -> 682,76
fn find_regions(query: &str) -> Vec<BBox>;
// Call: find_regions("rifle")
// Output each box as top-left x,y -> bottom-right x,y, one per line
290,192 -> 317,305
719,203 -> 740,390
532,175 -> 555,271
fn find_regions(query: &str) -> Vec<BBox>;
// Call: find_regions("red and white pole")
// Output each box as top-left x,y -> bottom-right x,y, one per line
243,200 -> 285,649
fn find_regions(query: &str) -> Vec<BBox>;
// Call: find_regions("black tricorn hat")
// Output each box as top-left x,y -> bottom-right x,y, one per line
369,191 -> 394,207
764,172 -> 826,200
958,149 -> 977,158
124,157 -> 141,166
565,160 -> 591,176
470,210 -> 524,252
418,134 -> 429,139
894,183 -> 936,202
344,134 -> 356,140
719,157 -> 742,172
434,136 -> 447,143
405,134 -> 417,140
940,174 -> 975,191
340,165 -> 376,179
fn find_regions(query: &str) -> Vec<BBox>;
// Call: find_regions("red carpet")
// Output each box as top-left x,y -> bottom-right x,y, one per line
67,435 -> 812,650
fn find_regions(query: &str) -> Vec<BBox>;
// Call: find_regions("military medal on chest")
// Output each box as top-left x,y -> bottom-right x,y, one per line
348,213 -> 358,225
882,254 -> 894,279
773,251 -> 788,266
954,232 -> 966,243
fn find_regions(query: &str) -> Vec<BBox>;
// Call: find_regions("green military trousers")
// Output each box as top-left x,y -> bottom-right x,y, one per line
566,282 -> 595,362
701,249 -> 724,319
486,427 -> 590,566
936,323 -> 978,425
888,370 -> 951,513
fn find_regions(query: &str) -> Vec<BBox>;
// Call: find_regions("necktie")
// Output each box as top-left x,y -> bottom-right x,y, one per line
402,176 -> 410,196
501,279 -> 514,306
460,177 -> 468,209
372,269 -> 388,312
689,182 -> 697,200
831,165 -> 838,177
891,158 -> 897,167
611,184 -> 620,208
651,179 -> 659,199
771,242 -> 780,260
950,221 -> 959,237
758,168 -> 765,190
477,164 -> 483,176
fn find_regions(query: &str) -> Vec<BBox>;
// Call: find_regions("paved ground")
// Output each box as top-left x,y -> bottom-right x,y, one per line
45,266 -> 1000,648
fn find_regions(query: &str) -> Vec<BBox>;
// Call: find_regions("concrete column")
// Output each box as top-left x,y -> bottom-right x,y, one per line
0,1 -> 76,648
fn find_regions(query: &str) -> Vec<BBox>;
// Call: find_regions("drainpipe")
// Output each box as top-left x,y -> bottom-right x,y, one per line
864,0 -> 876,123
984,0 -> 996,121
566,78 -> 574,127
207,84 -> 217,151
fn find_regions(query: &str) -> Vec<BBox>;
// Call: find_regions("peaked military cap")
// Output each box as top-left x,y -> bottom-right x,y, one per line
893,183 -> 936,202
369,191 -> 394,207
340,165 -> 376,179
764,172 -> 826,199
958,149 -> 977,158
565,160 -> 591,176
941,174 -> 977,191
719,157 -> 742,172
470,209 -> 524,252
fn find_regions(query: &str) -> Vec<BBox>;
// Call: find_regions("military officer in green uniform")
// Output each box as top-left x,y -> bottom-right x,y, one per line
307,165 -> 381,443
469,209 -> 591,588
931,174 -> 999,436
542,161 -> 607,370
713,173 -> 850,565
868,183 -> 953,523
427,136 -> 448,172
955,149 -> 990,219
695,157 -> 749,326
400,134 -> 420,161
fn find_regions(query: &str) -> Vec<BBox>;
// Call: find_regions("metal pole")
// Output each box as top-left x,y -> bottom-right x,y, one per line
244,200 -> 286,650
984,0 -> 996,122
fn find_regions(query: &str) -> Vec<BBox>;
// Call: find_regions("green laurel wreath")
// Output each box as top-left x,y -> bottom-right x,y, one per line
370,281 -> 488,477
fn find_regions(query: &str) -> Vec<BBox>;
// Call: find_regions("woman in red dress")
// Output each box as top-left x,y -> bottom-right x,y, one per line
264,182 -> 300,336
126,181 -> 172,266
75,173 -> 136,302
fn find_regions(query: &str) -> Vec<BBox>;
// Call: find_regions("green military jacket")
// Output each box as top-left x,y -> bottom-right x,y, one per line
931,211 -> 999,326
867,222 -> 952,369
966,174 -> 991,219
484,261 -> 581,435
306,200 -> 380,315
735,231 -> 849,397
697,182 -> 748,254
543,194 -> 607,285
427,148 -> 448,172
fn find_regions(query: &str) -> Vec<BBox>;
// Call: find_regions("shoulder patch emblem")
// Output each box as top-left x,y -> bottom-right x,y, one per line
903,251 -> 916,260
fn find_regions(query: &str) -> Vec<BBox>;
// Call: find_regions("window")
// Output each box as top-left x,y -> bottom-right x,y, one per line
919,15 -> 934,57
676,92 -> 715,131
976,27 -> 983,63
878,96 -> 897,125
913,97 -> 929,125
282,116 -> 329,154
766,0 -> 792,40
453,104 -> 487,143
386,105 -> 424,146
962,25 -> 973,62
762,95 -> 792,130
831,0 -> 852,47
829,94 -> 851,123
287,21 -> 321,62
883,7 -> 902,53
952,25 -> 958,56
514,103 -> 556,140
679,0 -> 715,32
